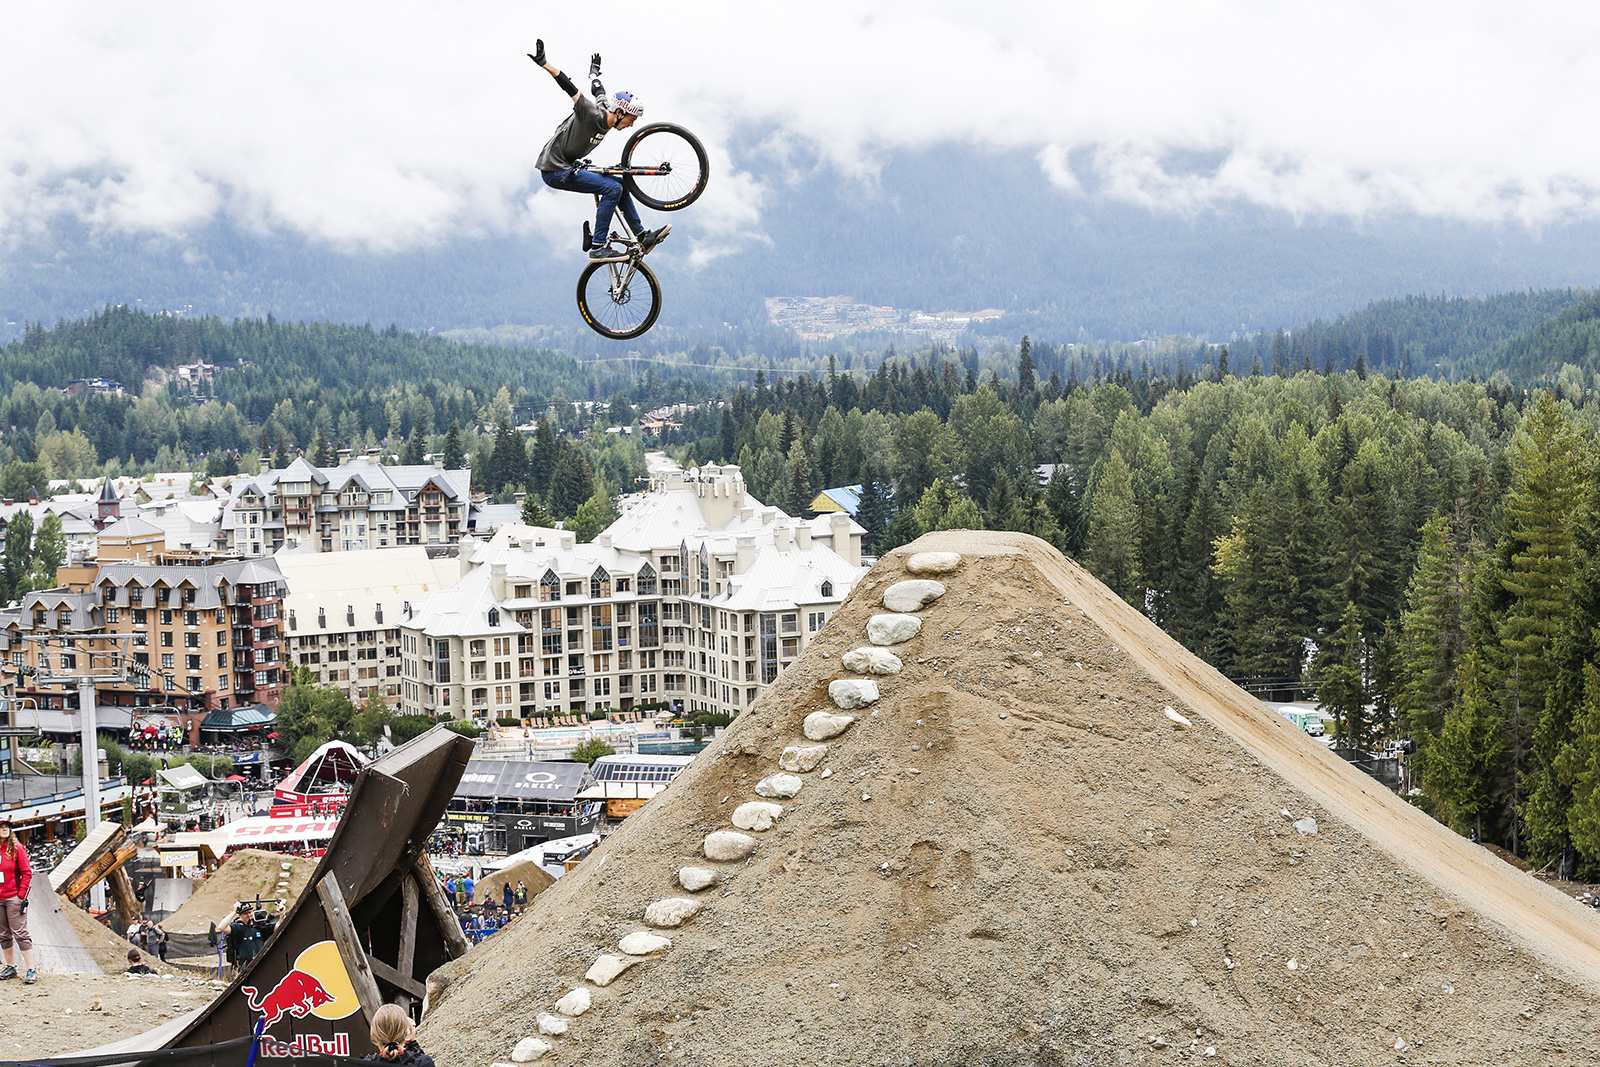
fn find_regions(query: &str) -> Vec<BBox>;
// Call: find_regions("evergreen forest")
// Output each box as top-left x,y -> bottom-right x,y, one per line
14,299 -> 1600,874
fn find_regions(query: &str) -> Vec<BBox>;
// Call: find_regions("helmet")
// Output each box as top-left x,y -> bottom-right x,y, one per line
612,91 -> 644,117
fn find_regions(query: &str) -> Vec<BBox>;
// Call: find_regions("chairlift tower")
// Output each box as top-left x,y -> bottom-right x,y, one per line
21,632 -> 170,912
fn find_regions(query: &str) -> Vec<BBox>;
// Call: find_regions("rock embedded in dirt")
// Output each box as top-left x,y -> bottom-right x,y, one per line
536,1013 -> 568,1036
755,773 -> 803,799
778,744 -> 827,772
644,897 -> 704,927
585,954 -> 641,987
554,987 -> 591,1017
678,866 -> 720,891
882,579 -> 947,612
732,801 -> 785,831
828,678 -> 880,710
841,647 -> 903,675
1293,817 -> 1319,835
702,830 -> 757,861
511,1036 -> 552,1062
905,551 -> 961,574
867,613 -> 922,645
619,931 -> 672,955
804,711 -> 856,740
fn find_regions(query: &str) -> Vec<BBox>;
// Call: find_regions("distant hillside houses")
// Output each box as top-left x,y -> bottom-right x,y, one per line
220,452 -> 476,555
397,459 -> 867,724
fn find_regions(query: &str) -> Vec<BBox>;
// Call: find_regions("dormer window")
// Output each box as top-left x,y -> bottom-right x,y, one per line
821,580 -> 834,597
318,607 -> 327,629
488,608 -> 500,627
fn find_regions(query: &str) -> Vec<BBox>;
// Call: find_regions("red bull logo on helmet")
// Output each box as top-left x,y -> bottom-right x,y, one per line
242,939 -> 360,1032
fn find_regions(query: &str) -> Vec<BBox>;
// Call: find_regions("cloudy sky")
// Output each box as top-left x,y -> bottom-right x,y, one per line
5,1 -> 1599,256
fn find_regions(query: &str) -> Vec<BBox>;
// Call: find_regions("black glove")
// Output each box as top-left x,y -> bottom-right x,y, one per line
528,40 -> 546,66
589,53 -> 602,77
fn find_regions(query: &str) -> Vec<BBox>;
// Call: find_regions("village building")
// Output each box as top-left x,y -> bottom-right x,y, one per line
396,462 -> 867,723
219,452 -> 474,555
275,547 -> 463,706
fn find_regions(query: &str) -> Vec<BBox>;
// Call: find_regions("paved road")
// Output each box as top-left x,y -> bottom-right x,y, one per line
25,877 -> 101,975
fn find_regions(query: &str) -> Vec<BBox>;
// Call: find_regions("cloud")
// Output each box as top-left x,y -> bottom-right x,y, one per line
5,1 -> 1600,253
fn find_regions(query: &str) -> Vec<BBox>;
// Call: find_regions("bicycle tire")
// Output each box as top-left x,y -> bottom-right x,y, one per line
621,123 -> 709,212
577,258 -> 662,340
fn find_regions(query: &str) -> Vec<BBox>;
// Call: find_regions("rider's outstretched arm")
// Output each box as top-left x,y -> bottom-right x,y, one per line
528,39 -> 580,102
588,53 -> 609,111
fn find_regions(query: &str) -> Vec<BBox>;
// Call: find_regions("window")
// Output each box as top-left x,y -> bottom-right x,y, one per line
514,584 -> 532,599
592,677 -> 611,697
591,604 -> 613,652
160,610 -> 173,626
809,612 -> 826,632
106,607 -> 120,623
493,636 -> 511,656
469,640 -> 486,658
185,632 -> 199,648
161,632 -> 174,647
638,563 -> 657,596
590,568 -> 611,599
218,653 -> 228,668
540,569 -> 561,602
821,580 -> 834,597
488,608 -> 500,627
187,654 -> 202,670
162,653 -> 174,669
184,610 -> 199,626
495,661 -> 512,681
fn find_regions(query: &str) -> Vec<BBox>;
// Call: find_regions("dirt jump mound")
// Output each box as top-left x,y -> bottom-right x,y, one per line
420,531 -> 1600,1066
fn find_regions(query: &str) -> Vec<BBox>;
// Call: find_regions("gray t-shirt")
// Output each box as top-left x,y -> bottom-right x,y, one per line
537,94 -> 610,174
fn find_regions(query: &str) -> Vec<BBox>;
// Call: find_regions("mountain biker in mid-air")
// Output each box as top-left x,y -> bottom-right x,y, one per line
529,40 -> 669,262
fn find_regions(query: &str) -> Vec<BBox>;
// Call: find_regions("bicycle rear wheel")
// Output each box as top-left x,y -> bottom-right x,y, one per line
621,123 -> 709,211
577,259 -> 662,340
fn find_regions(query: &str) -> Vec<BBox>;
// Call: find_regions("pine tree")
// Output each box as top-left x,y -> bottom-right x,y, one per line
402,412 -> 428,465
521,496 -> 556,527
1397,512 -> 1475,743
529,419 -> 559,498
855,478 -> 890,554
442,421 -> 467,470
719,407 -> 737,461
311,428 -> 334,466
1045,469 -> 1085,555
549,444 -> 595,519
1017,335 -> 1036,396
1314,603 -> 1369,747
1084,452 -> 1142,605
486,421 -> 528,497
1424,653 -> 1506,841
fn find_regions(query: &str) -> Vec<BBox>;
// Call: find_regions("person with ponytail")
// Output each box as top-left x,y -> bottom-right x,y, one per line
365,1003 -> 434,1067
0,816 -> 36,984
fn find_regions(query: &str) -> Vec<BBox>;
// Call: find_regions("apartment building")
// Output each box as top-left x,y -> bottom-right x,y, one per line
396,463 -> 867,722
0,517 -> 286,738
276,547 -> 463,706
221,453 -> 473,555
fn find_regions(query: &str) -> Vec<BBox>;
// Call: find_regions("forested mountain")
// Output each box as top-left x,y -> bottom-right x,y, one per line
8,145 -> 1600,345
10,307 -> 1600,872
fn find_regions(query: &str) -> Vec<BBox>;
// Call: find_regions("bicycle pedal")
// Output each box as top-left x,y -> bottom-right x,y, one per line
582,222 -> 592,252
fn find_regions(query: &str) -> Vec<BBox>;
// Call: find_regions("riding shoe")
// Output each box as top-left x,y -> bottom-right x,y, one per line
588,243 -> 629,262
0,966 -> 15,980
638,225 -> 671,253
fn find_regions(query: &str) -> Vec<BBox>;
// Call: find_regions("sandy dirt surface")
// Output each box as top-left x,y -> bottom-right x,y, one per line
420,531 -> 1600,1067
161,849 -> 314,935
0,967 -> 226,1059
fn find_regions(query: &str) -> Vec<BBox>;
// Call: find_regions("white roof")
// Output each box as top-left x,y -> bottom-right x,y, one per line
714,540 -> 862,611
276,547 -> 462,633
158,764 -> 210,790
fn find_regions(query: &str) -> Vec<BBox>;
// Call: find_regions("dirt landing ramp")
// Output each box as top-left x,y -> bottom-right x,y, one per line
422,532 -> 1600,1066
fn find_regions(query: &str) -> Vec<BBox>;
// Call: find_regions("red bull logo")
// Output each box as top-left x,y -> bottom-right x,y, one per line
243,939 -> 360,1032
257,1033 -> 350,1058
243,970 -> 337,1030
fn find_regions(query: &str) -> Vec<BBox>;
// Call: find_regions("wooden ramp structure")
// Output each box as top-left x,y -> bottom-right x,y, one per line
47,818 -> 144,925
154,725 -> 475,1062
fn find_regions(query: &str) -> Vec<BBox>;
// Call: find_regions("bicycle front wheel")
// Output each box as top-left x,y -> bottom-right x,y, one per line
621,123 -> 709,211
577,259 -> 662,340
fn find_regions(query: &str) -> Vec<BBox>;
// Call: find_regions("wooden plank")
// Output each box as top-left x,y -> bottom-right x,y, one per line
108,865 -> 143,925
412,853 -> 470,958
397,875 -> 418,976
315,873 -> 383,1026
63,840 -> 137,900
367,957 -> 426,1001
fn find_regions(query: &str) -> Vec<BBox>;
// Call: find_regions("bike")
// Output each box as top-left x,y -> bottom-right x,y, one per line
573,122 -> 709,339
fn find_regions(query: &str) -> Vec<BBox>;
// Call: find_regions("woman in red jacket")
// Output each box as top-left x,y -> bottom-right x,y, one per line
0,816 -> 36,984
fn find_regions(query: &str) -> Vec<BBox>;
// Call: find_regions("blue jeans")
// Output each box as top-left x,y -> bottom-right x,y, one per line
542,168 -> 644,246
